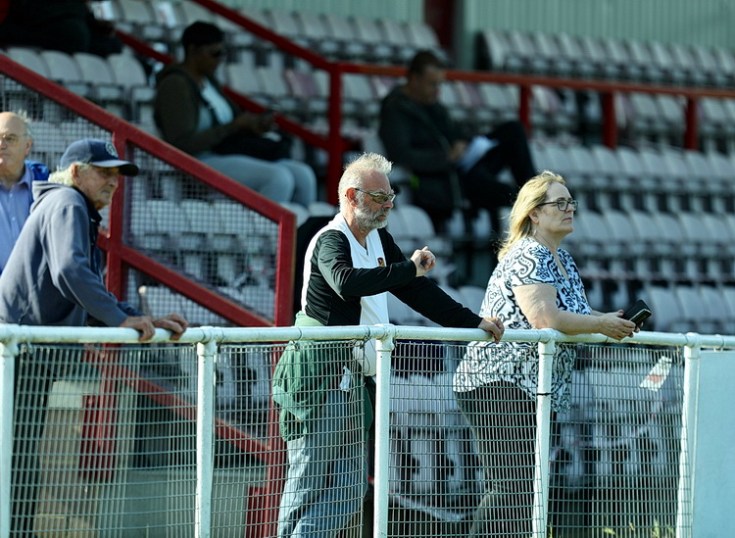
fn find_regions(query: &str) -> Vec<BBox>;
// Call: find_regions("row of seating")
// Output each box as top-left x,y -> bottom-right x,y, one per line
533,141 -> 735,214
4,47 -> 154,124
477,28 -> 735,88
92,0 -> 446,66
9,42 -> 735,157
644,284 -> 735,334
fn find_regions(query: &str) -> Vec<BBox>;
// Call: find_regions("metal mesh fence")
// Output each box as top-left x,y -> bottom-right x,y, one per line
8,342 -> 285,537
386,341 -> 685,538
124,147 -> 280,310
1,330 -> 699,538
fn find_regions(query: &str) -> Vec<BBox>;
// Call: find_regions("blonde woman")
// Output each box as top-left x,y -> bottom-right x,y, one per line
453,171 -> 635,536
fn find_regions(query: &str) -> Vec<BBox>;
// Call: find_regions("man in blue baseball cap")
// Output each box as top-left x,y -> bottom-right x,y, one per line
0,138 -> 187,535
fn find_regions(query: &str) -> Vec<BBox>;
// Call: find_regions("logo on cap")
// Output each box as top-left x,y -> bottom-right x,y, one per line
106,142 -> 119,158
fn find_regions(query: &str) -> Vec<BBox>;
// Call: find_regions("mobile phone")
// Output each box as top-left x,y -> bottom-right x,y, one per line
623,299 -> 652,327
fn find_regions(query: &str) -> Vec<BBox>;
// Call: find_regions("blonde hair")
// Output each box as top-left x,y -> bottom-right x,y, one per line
497,170 -> 566,260
338,153 -> 392,211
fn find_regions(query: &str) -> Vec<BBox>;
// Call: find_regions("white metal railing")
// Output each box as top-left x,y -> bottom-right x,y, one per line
1,323 -> 733,538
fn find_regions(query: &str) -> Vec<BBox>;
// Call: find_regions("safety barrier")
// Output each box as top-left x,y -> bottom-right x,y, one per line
1,324 -> 733,537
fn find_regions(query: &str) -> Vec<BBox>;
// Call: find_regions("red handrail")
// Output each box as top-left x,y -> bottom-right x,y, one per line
0,54 -> 296,327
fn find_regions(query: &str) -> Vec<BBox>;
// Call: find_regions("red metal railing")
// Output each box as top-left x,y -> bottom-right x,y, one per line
0,54 -> 296,327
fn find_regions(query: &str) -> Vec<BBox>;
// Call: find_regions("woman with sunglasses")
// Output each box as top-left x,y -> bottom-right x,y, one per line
453,170 -> 636,537
154,21 -> 317,208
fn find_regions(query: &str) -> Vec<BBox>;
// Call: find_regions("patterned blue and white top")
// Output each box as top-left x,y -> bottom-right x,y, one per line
453,237 -> 591,410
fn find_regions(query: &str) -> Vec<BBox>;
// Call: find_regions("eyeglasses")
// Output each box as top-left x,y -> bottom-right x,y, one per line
354,188 -> 396,204
538,198 -> 578,211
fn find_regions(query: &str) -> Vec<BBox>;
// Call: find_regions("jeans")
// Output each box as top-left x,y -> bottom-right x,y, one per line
198,152 -> 318,207
277,383 -> 368,538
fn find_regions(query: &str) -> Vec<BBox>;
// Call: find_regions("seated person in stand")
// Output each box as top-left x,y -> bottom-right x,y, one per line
0,0 -> 122,57
379,49 -> 537,233
154,21 -> 317,208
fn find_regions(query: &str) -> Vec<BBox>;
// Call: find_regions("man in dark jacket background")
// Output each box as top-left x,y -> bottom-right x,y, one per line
379,49 -> 537,233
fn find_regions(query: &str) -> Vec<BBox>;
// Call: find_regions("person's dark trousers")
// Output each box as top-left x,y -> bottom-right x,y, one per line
11,354 -> 53,537
455,381 -> 538,538
461,120 -> 537,233
483,120 -> 537,187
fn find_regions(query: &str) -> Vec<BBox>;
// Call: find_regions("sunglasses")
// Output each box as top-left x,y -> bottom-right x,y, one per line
354,188 -> 396,204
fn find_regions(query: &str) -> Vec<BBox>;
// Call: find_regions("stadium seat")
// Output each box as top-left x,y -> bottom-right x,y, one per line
689,44 -> 727,87
627,40 -> 664,84
615,146 -> 652,211
39,50 -> 90,98
704,151 -> 735,212
376,18 -> 419,65
73,52 -> 127,117
116,0 -> 169,44
255,65 -> 302,116
405,20 -> 445,60
626,209 -> 677,281
282,67 -> 328,121
681,149 -> 720,213
577,35 -> 621,80
349,16 -> 393,64
225,61 -> 278,110
502,30 -> 543,74
718,286 -> 735,331
673,285 -> 718,334
554,33 -> 595,79
476,83 -> 520,125
699,97 -> 735,151
642,285 -> 686,332
341,73 -> 380,125
106,53 -> 156,124
292,11 -> 341,59
5,47 -> 49,77
320,13 -> 369,61
599,37 -> 637,81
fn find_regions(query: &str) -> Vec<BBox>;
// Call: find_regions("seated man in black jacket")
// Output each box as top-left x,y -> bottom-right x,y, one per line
379,49 -> 537,233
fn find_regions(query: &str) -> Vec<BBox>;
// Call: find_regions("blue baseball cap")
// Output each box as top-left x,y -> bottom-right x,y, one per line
59,138 -> 139,177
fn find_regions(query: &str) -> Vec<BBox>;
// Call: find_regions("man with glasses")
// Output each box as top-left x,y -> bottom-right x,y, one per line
0,138 -> 188,535
0,111 -> 50,275
273,152 -> 505,538
379,49 -> 537,233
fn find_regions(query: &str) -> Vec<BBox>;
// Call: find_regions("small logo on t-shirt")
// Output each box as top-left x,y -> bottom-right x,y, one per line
377,257 -> 385,267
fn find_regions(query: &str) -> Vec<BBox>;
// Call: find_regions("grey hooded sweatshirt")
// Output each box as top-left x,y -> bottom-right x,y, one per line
0,181 -> 139,327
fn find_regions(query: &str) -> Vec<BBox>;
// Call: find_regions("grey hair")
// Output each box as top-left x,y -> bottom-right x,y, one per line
338,153 -> 392,211
49,162 -> 93,186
